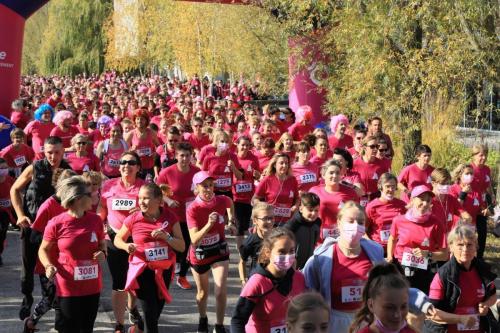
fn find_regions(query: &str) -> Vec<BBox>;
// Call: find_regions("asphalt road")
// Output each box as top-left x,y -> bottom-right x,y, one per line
0,229 -> 242,333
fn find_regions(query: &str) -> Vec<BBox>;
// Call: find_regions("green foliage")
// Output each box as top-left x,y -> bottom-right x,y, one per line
23,0 -> 112,76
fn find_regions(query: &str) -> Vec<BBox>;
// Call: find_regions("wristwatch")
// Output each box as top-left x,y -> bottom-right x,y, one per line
166,233 -> 174,241
427,251 -> 433,259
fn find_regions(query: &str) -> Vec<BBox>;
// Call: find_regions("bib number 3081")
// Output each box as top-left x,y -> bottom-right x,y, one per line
74,264 -> 98,281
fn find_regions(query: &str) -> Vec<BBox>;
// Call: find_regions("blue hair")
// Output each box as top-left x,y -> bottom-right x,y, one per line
34,104 -> 54,121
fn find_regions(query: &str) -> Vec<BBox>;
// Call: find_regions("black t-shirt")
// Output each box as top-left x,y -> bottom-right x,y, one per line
239,232 -> 263,273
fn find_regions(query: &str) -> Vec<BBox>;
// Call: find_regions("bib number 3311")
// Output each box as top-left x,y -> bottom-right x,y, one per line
270,326 -> 287,333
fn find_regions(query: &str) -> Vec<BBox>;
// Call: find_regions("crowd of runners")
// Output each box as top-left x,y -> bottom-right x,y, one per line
0,71 -> 498,333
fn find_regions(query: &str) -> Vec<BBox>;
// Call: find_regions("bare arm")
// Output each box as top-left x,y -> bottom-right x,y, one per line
38,240 -> 57,279
386,235 -> 396,262
151,222 -> 185,252
10,165 -> 33,227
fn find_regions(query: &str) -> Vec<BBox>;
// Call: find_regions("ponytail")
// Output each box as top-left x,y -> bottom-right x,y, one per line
349,263 -> 408,333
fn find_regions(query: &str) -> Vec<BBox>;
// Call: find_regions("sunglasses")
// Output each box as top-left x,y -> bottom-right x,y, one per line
76,142 -> 87,145
378,148 -> 388,153
367,144 -> 379,149
120,160 -> 139,166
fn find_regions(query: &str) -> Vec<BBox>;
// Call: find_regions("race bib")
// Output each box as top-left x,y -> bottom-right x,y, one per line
341,279 -> 364,303
215,177 -> 231,188
108,159 -> 120,168
270,325 -> 287,333
14,155 -> 26,166
401,250 -> 428,270
456,307 -> 479,331
360,198 -> 368,207
273,206 -> 291,218
299,173 -> 317,184
322,227 -> 339,239
39,146 -> 44,152
235,182 -> 252,193
74,263 -> 98,281
144,243 -> 169,261
379,229 -> 391,242
137,147 -> 152,157
111,198 -> 136,211
0,199 -> 11,208
201,233 -> 220,246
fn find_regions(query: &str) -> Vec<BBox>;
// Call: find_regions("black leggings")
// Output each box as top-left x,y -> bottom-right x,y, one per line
0,218 -> 8,255
21,227 -> 38,298
176,222 -> 191,277
136,268 -> 172,333
57,293 -> 100,333
106,235 -> 130,290
32,275 -> 58,324
476,214 -> 487,259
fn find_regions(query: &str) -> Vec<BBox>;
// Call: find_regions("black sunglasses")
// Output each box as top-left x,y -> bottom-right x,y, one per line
120,160 -> 139,166
76,142 -> 87,145
367,144 -> 379,149
378,148 -> 388,152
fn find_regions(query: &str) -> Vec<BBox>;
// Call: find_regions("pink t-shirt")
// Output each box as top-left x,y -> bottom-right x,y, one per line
0,143 -> 35,169
65,152 -> 101,174
390,214 -> 447,261
241,270 -> 306,333
309,184 -> 359,243
50,125 -> 79,148
356,325 -> 416,333
202,152 -> 241,192
398,164 -> 434,202
431,195 -> 465,233
101,178 -> 145,232
123,209 -> 178,264
186,195 -> 232,266
291,162 -> 320,192
471,163 -> 491,196
43,212 -> 105,297
328,134 -> 354,150
157,164 -> 200,221
101,141 -> 127,177
232,152 -> 260,204
255,175 -> 299,224
331,244 -> 372,311
185,133 -> 211,151
24,120 -> 55,159
449,184 -> 483,224
198,145 -> 216,166
365,198 -> 406,247
288,122 -> 314,141
32,196 -> 65,234
131,130 -> 156,169
429,269 -> 486,333
352,157 -> 389,195
310,150 -> 333,169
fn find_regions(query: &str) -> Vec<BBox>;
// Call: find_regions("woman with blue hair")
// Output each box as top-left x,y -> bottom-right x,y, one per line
24,104 -> 55,160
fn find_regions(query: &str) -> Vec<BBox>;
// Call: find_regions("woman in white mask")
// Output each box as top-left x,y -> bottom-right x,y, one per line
231,228 -> 306,333
303,201 -> 385,333
430,168 -> 472,233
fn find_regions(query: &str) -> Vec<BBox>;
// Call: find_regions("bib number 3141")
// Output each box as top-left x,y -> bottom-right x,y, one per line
270,325 -> 287,333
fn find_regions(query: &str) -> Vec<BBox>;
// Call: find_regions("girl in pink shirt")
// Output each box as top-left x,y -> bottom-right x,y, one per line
38,176 -> 107,333
95,122 -> 128,178
65,134 -> 100,174
350,263 -> 417,333
114,183 -> 185,333
231,228 -> 306,333
292,141 -> 320,192
187,171 -> 237,333
397,145 -> 434,202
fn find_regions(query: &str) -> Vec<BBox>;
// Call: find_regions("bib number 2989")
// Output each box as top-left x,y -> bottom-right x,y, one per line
111,199 -> 136,210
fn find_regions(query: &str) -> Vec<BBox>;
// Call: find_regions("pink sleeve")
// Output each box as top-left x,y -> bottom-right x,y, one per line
240,273 -> 266,301
156,170 -> 168,185
201,156 -> 209,171
390,217 -> 398,237
428,273 -> 445,300
95,216 -> 105,241
123,215 -> 133,230
93,155 -> 101,171
186,206 -> 197,229
254,177 -> 267,198
43,219 -> 58,242
397,166 -> 409,184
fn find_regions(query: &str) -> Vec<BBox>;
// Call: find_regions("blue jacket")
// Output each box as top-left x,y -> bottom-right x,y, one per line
302,237 -> 432,314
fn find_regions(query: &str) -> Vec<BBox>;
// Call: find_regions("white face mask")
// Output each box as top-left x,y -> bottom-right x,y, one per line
217,143 -> 228,152
437,184 -> 450,194
340,222 -> 365,246
381,193 -> 394,201
461,174 -> 473,184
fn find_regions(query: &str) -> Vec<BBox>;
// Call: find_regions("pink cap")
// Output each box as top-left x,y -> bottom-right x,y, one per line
410,185 -> 435,198
192,171 -> 214,185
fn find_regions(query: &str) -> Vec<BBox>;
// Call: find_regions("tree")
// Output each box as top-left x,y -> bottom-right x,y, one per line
23,0 -> 112,76
263,0 -> 499,166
